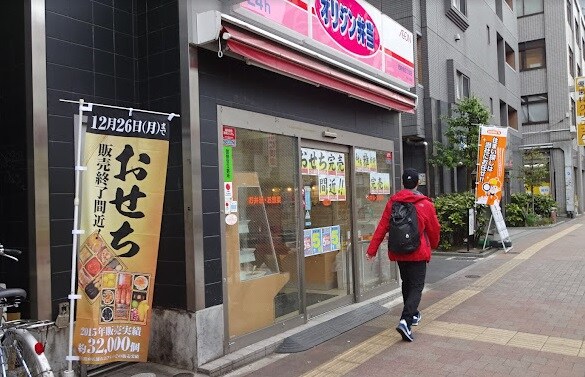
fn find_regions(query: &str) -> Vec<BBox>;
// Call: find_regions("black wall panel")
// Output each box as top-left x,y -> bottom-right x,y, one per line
45,0 -> 184,316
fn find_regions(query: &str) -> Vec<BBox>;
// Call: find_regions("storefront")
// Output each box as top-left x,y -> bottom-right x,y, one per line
219,106 -> 400,348
189,0 -> 418,354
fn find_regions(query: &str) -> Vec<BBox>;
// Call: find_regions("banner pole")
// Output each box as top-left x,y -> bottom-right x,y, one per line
483,212 -> 493,250
64,99 -> 89,376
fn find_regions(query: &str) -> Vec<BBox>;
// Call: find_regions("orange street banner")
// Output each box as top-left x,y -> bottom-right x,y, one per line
74,107 -> 170,364
475,125 -> 508,206
575,76 -> 585,146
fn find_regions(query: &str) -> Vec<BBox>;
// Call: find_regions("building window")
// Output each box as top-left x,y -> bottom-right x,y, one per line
521,94 -> 549,124
508,105 -> 518,130
569,47 -> 575,77
572,99 -> 576,130
519,39 -> 546,71
516,0 -> 543,17
504,0 -> 513,10
456,71 -> 470,100
487,25 -> 491,44
417,36 -> 424,85
452,0 -> 467,15
567,0 -> 572,26
505,42 -> 515,69
490,97 -> 494,114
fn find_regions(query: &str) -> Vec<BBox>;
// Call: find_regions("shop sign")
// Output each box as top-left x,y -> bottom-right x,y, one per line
246,195 -> 282,205
74,106 -> 171,364
223,125 -> 237,147
575,77 -> 585,146
475,125 -> 508,206
236,0 -> 415,87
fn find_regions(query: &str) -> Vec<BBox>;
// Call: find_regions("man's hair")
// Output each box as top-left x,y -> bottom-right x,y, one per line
402,168 -> 419,189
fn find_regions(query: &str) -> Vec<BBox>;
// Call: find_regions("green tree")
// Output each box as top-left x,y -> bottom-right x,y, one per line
521,149 -> 549,212
429,96 -> 491,191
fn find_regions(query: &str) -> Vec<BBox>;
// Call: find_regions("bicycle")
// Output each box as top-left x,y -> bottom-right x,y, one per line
0,243 -> 54,377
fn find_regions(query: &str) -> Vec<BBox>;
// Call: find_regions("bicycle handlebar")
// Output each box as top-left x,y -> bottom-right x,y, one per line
0,244 -> 22,261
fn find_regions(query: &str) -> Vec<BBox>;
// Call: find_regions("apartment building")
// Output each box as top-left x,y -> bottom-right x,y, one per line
387,0 -> 523,199
517,0 -> 585,216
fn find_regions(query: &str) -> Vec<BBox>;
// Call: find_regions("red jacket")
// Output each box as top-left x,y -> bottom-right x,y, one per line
366,189 -> 441,262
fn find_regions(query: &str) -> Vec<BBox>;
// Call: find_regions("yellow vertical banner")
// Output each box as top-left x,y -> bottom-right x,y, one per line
475,125 -> 508,206
73,107 -> 170,364
575,76 -> 585,146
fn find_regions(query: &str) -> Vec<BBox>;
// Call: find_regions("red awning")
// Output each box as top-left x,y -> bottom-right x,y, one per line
222,24 -> 416,113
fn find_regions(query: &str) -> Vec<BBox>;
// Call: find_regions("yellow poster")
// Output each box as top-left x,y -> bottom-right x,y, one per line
475,125 -> 507,206
576,77 -> 585,146
73,107 -> 170,364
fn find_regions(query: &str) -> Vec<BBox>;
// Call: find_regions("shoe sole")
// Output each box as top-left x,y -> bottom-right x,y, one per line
396,326 -> 414,342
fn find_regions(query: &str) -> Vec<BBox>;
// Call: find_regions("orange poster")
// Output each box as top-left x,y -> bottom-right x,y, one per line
475,125 -> 508,206
73,107 -> 170,364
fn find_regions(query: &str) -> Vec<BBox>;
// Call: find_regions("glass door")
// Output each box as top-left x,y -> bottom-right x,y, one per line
354,148 -> 397,295
300,142 -> 353,315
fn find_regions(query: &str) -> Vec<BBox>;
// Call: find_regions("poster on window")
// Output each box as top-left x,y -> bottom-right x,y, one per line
475,125 -> 507,206
355,149 -> 377,172
369,172 -> 390,194
73,106 -> 171,364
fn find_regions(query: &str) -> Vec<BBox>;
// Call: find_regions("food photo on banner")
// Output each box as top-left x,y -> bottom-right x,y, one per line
72,104 -> 172,364
475,125 -> 508,206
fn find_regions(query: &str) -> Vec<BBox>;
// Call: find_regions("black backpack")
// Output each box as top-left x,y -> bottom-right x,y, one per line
388,201 -> 420,254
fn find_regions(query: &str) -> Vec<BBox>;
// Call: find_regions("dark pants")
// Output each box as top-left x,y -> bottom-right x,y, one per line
397,261 -> 427,327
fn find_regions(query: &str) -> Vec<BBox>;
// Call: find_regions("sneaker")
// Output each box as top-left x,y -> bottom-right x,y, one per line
412,312 -> 422,326
396,319 -> 414,342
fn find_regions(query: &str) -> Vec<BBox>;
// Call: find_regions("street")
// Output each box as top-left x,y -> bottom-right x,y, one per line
223,218 -> 585,377
114,218 -> 585,377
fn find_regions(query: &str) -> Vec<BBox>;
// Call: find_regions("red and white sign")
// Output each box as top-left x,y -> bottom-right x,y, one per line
237,0 -> 414,87
223,126 -> 237,147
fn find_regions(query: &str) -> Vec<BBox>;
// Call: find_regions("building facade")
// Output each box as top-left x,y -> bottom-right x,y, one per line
387,0 -> 523,198
517,0 -> 585,216
1,0 -> 420,373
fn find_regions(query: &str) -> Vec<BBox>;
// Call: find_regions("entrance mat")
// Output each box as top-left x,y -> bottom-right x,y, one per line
275,303 -> 388,353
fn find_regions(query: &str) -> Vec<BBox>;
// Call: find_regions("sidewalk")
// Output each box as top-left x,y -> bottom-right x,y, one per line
110,217 -> 579,377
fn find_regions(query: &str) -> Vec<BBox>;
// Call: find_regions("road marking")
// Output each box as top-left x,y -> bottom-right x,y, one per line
419,321 -> 584,357
301,224 -> 583,377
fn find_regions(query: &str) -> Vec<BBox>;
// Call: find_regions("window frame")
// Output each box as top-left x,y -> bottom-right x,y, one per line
569,47 -> 575,78
516,0 -> 544,18
452,0 -> 467,16
456,71 -> 470,100
519,39 -> 546,71
567,0 -> 573,27
521,94 -> 549,125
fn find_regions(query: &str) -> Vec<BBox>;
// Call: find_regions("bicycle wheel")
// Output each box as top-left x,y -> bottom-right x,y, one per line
1,328 -> 53,377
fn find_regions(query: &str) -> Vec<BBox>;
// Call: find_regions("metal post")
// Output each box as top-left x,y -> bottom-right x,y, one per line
423,141 -> 430,196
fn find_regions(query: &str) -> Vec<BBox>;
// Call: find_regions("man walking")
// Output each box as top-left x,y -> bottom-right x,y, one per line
366,168 -> 440,341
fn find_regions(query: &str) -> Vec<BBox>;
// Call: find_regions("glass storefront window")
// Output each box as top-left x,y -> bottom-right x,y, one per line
355,149 -> 397,292
225,128 -> 300,338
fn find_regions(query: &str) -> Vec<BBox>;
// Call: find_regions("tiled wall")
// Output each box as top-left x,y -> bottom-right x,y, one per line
45,0 -> 184,316
0,1 -> 29,312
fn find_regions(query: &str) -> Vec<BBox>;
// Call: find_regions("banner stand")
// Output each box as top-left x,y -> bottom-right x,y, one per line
482,203 -> 513,253
59,99 -> 178,375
